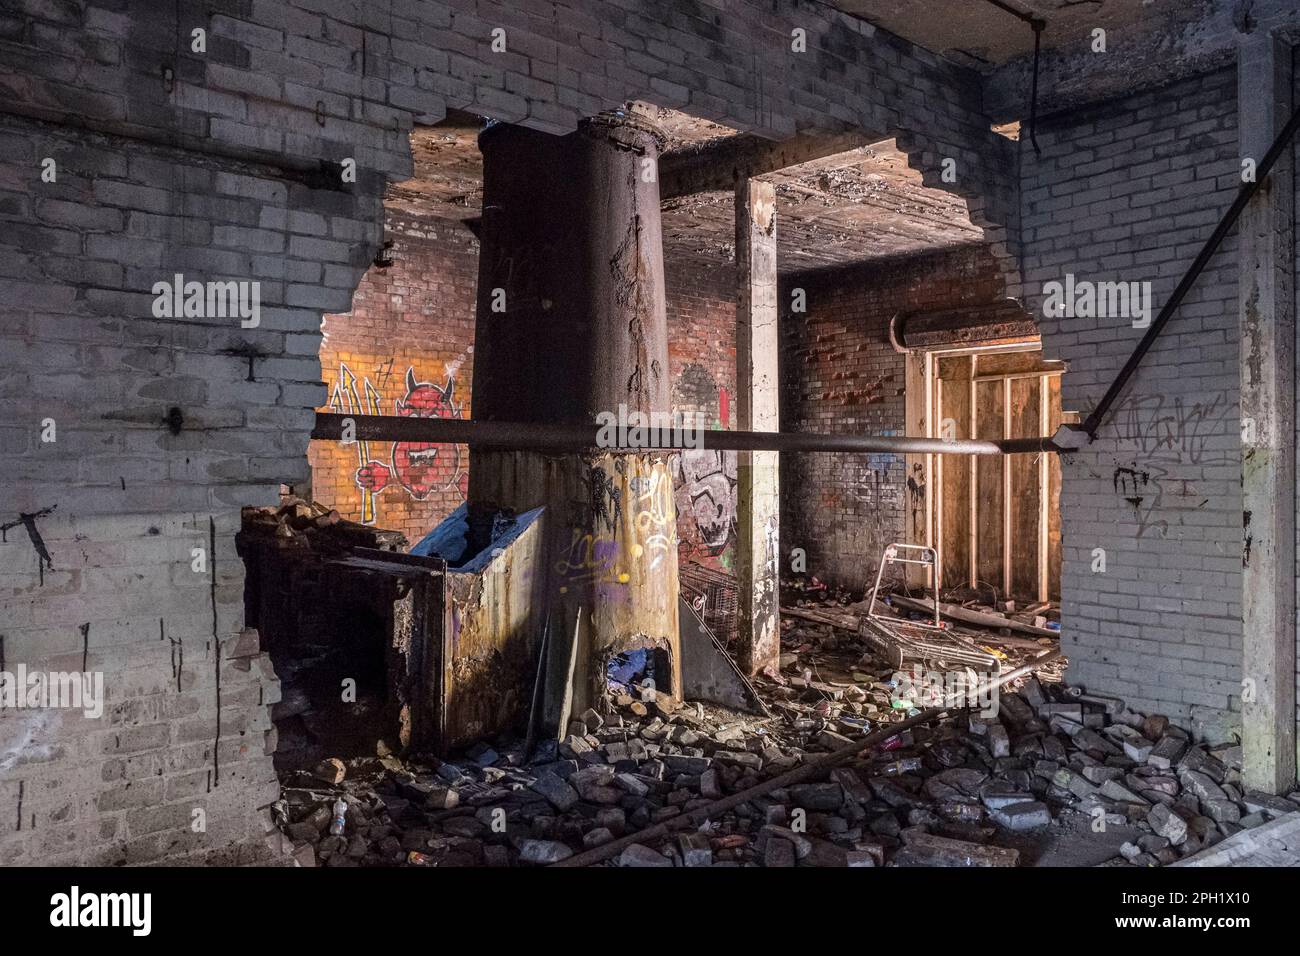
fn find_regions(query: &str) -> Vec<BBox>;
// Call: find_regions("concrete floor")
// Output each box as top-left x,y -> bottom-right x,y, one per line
1001,810 -> 1141,867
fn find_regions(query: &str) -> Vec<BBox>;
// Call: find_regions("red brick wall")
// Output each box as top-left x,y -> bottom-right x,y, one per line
308,221 -> 1008,593
666,261 -> 738,571
308,212 -> 477,543
309,227 -> 743,557
780,243 -> 1008,591
310,225 -> 1006,591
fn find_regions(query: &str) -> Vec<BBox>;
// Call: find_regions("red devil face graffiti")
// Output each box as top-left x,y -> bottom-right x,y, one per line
392,367 -> 460,499
355,367 -> 463,502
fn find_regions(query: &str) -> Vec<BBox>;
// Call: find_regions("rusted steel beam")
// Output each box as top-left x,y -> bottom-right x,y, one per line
312,412 -> 1061,456
890,299 -> 1039,352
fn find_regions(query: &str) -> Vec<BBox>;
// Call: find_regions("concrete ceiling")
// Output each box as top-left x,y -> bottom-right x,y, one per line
660,139 -> 981,271
387,107 -> 982,274
834,0 -> 1198,72
385,110 -> 485,221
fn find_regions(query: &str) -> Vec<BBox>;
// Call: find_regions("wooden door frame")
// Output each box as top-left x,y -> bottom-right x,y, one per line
904,342 -> 1061,603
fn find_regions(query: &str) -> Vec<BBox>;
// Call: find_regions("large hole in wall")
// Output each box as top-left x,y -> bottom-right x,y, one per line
275,100 -> 1039,766
303,102 -> 1005,602
305,109 -> 489,544
607,646 -> 673,700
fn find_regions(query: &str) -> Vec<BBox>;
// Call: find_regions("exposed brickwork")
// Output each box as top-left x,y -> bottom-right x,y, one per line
0,110 -> 382,865
667,260 -> 736,428
780,244 -> 1009,591
1022,69 -> 1243,736
0,0 -> 1057,866
666,260 -> 738,570
308,212 -> 477,542
307,233 -> 742,554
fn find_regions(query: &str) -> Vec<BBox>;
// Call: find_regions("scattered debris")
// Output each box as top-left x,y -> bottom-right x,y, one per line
272,574 -> 1289,866
889,594 -> 1058,638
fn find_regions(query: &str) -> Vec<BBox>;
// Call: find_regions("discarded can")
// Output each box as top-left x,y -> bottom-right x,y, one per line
880,729 -> 914,751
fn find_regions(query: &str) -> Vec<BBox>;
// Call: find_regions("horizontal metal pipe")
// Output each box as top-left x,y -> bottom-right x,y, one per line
313,413 -> 1061,456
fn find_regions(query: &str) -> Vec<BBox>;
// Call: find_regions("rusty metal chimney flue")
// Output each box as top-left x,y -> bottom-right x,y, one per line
469,112 -> 682,730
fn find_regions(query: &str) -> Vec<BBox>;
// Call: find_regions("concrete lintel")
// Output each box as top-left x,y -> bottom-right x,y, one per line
661,130 -> 878,201
1238,31 -> 1297,795
735,178 -> 781,677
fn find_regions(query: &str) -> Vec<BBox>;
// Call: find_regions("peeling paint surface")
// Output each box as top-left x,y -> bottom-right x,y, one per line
0,710 -> 61,774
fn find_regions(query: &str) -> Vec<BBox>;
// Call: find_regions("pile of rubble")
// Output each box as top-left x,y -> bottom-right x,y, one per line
270,570 -> 1296,867
242,496 -> 407,550
272,638 -> 1299,866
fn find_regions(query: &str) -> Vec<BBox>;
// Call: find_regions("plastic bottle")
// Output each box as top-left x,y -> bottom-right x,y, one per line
329,797 -> 348,836
876,756 -> 923,776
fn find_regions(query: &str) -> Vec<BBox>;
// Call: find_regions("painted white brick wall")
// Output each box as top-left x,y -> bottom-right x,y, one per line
0,112 -> 380,864
1021,69 -> 1243,737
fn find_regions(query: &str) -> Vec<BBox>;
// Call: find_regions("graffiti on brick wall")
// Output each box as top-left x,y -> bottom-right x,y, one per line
670,363 -> 737,566
327,358 -> 469,524
674,447 -> 737,562
1111,391 -> 1230,539
1114,391 -> 1229,466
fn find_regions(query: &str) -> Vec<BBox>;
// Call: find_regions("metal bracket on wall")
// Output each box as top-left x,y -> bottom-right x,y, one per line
977,0 -> 1048,154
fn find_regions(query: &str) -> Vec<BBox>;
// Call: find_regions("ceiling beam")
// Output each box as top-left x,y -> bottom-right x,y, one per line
659,130 -> 878,200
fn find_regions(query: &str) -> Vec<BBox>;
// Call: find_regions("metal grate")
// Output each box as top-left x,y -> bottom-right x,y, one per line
678,561 -> 738,646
